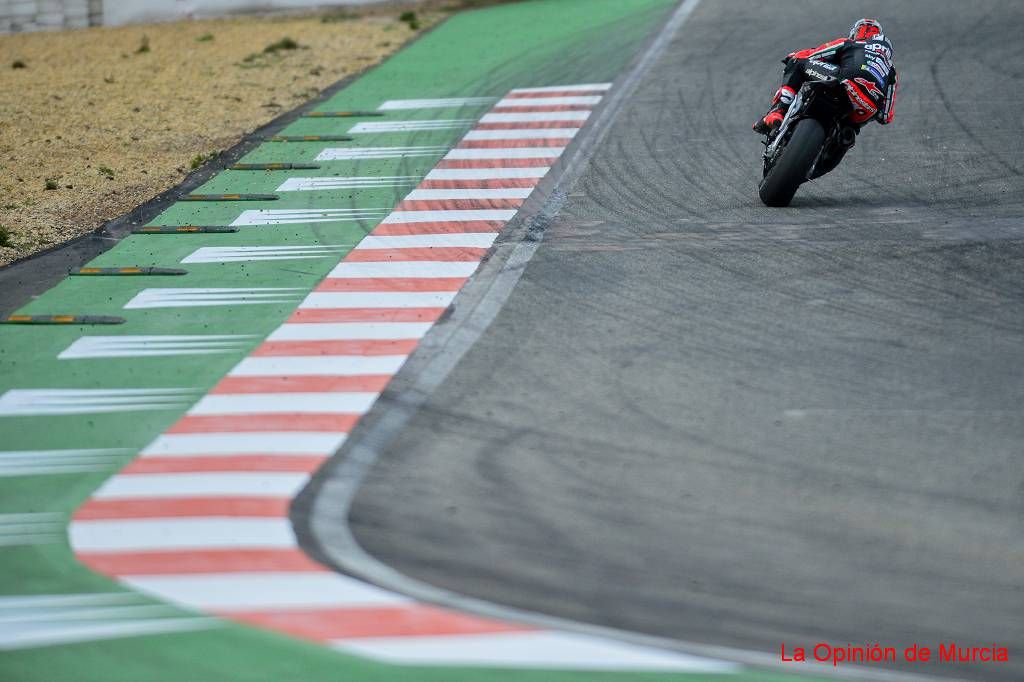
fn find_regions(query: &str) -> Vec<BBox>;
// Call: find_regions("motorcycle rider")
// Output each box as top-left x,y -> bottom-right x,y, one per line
753,18 -> 898,135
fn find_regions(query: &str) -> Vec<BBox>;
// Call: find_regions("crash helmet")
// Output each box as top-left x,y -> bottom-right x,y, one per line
850,18 -> 883,41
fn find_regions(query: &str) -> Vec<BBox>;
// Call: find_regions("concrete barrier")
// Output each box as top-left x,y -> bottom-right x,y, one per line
0,0 -> 389,32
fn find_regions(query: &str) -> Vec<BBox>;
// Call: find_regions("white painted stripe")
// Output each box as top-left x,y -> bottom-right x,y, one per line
349,120 -> 474,134
378,97 -> 494,110
509,83 -> 611,94
0,593 -> 144,609
0,527 -> 62,539
0,388 -> 195,416
315,147 -> 447,161
0,617 -> 217,651
0,512 -> 64,522
124,288 -> 302,309
424,167 -> 549,180
381,209 -> 517,224
122,573 -> 411,610
59,335 -> 252,359
0,449 -> 128,477
91,473 -> 310,500
444,147 -> 563,160
70,517 -> 297,551
189,393 -> 379,416
0,463 -> 115,477
480,111 -> 591,123
276,177 -> 417,192
495,95 -> 602,107
334,631 -> 738,672
463,128 -> 579,140
231,209 -> 386,226
0,449 -> 129,461
404,188 -> 532,200
268,322 -> 433,342
327,261 -> 479,278
356,233 -> 497,249
0,512 -> 64,546
182,246 -> 349,264
300,291 -> 457,309
0,604 -> 181,625
142,433 -> 345,457
231,356 -> 407,377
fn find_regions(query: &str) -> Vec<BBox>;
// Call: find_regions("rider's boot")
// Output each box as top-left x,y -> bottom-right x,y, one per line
752,85 -> 795,134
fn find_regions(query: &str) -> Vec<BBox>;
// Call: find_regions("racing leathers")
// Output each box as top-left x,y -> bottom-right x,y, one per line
753,35 -> 898,134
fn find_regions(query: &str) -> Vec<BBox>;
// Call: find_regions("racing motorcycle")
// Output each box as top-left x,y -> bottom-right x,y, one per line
758,61 -> 860,207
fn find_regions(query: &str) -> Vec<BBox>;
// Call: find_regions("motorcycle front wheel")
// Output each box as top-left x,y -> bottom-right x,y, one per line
758,118 -> 825,207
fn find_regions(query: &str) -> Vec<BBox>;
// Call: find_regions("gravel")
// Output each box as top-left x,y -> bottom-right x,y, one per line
0,10 -> 429,266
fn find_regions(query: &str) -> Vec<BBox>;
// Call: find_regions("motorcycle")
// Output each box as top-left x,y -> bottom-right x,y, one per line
758,61 -> 860,207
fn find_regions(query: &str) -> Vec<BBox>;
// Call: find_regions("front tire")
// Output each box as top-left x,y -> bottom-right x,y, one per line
758,118 -> 825,207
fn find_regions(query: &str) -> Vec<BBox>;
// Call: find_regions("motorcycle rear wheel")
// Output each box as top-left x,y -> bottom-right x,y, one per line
758,118 -> 825,207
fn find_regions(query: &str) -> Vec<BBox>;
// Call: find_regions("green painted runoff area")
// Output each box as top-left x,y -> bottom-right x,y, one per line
0,0 -> 824,679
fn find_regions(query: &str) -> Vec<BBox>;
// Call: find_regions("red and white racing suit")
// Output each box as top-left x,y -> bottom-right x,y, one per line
769,35 -> 898,126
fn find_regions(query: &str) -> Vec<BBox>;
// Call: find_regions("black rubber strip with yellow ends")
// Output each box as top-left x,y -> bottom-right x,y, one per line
230,163 -> 321,171
132,226 -> 239,234
183,194 -> 278,201
71,267 -> 187,276
268,135 -> 354,142
303,111 -> 384,118
1,315 -> 126,325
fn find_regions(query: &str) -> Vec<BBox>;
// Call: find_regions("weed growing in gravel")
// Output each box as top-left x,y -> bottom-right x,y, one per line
189,151 -> 220,170
135,36 -> 151,54
263,37 -> 300,54
98,166 -> 115,179
11,60 -> 27,69
240,38 -> 303,68
44,178 -> 58,191
0,226 -> 11,247
399,11 -> 420,30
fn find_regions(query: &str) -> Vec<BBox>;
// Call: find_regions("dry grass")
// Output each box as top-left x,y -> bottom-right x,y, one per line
0,9 -> 440,266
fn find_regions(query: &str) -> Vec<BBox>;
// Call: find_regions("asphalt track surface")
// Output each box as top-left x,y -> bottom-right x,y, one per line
320,1 -> 1023,680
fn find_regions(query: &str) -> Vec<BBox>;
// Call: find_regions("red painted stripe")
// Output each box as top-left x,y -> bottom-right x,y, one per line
253,339 -> 419,357
316,277 -> 466,292
121,456 -> 326,475
76,549 -> 327,576
224,604 -> 530,641
491,104 -> 592,113
394,198 -> 522,211
504,90 -> 604,98
417,178 -> 539,190
288,308 -> 445,323
343,247 -> 486,262
74,496 -> 292,520
213,375 -> 393,393
169,414 -> 359,434
437,158 -> 552,169
456,138 -> 567,149
371,221 -> 503,235
475,120 -> 581,130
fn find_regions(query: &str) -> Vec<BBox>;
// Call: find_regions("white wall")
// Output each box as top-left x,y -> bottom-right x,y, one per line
104,0 -> 390,27
0,0 -> 388,32
0,0 -> 101,32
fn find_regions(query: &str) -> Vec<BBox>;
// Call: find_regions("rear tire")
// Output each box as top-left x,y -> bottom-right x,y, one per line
758,118 -> 825,207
